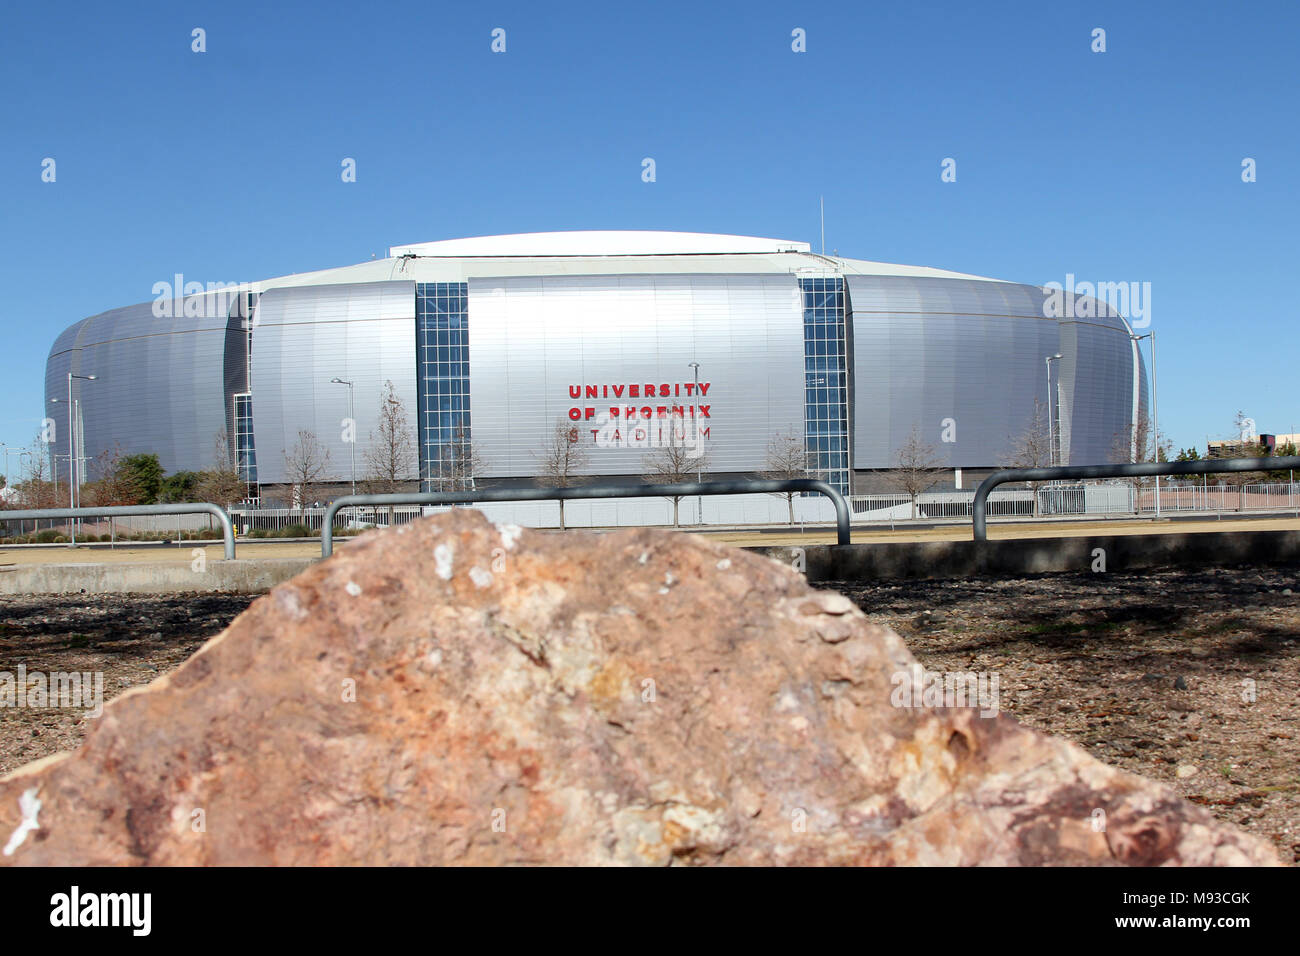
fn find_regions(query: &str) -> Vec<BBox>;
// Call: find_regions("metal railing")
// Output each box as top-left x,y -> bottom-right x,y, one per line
231,505 -> 427,533
0,503 -> 236,559
971,457 -> 1300,541
321,478 -> 851,556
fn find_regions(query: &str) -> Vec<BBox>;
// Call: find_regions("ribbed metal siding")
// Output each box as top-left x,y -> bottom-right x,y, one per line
249,281 -> 417,485
467,274 -> 805,477
44,298 -> 228,477
847,276 -> 1140,469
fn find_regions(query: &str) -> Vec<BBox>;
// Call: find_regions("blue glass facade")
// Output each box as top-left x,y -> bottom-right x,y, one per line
415,282 -> 473,491
233,392 -> 257,485
801,277 -> 850,494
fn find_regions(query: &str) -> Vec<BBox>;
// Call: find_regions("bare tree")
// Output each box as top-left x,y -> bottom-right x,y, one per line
196,429 -> 249,510
760,429 -> 806,524
14,435 -> 58,511
80,443 -> 141,508
1109,404 -> 1171,466
642,415 -> 711,528
283,429 -> 331,518
1214,410 -> 1270,483
362,381 -> 416,524
1002,399 -> 1053,517
429,423 -> 485,493
886,425 -> 944,520
1107,405 -> 1174,508
535,420 -> 589,530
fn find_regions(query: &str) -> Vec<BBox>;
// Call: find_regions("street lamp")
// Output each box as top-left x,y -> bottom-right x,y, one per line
52,373 -> 96,546
1129,331 -> 1161,518
330,378 -> 356,495
688,361 -> 701,524
1045,354 -> 1062,467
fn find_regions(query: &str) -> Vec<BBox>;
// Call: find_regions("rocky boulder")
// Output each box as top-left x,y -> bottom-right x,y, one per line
0,510 -> 1281,865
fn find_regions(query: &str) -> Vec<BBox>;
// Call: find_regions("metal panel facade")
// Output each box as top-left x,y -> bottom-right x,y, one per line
847,276 -> 1143,469
44,298 -> 228,478
43,257 -> 1146,490
249,281 -> 417,486
466,274 -> 806,477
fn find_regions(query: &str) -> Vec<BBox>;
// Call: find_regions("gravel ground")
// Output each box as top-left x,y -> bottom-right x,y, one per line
0,595 -> 250,775
1,563 -> 1297,864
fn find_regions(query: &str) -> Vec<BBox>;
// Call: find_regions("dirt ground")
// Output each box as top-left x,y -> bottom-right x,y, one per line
1,561 -> 1297,864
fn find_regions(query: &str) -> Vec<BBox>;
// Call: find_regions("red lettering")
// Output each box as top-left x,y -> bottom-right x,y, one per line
641,406 -> 652,419
659,384 -> 670,397
613,384 -> 624,398
584,407 -> 596,420
568,407 -> 581,421
586,385 -> 598,398
629,385 -> 639,398
569,386 -> 581,399
698,382 -> 710,396
698,405 -> 710,418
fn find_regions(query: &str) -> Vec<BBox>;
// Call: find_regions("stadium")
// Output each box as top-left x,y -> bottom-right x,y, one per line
44,231 -> 1148,514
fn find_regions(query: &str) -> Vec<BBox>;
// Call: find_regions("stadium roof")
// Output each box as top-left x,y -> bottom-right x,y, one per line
252,231 -> 1008,290
388,231 -> 811,257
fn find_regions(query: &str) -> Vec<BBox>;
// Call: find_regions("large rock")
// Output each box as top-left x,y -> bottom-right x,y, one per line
0,511 -> 1280,865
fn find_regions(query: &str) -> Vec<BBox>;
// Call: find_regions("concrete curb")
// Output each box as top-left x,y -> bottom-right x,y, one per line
2,529 -> 1299,595
0,558 -> 319,595
752,529 -> 1300,582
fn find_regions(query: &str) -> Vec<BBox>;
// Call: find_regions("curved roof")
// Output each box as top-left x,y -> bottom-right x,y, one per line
389,230 -> 811,258
50,233 -> 1028,351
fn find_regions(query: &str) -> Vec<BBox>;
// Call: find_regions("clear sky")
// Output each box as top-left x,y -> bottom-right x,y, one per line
1,0 -> 1296,473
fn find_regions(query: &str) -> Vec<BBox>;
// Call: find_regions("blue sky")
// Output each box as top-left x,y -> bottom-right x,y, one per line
1,0 -> 1296,472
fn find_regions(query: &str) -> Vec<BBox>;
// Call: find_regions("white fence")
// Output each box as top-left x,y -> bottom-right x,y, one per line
231,492 -> 839,534
1133,481 -> 1300,514
7,480 -> 1297,540
224,481 -> 1300,534
851,481 -> 1300,523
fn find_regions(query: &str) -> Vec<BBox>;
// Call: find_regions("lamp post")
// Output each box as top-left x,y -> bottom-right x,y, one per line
1044,354 -> 1062,467
688,361 -> 701,524
1130,331 -> 1161,518
330,378 -> 356,496
51,370 -> 97,546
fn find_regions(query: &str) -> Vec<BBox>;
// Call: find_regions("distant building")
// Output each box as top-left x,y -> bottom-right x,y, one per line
1207,432 -> 1300,458
46,231 -> 1148,500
